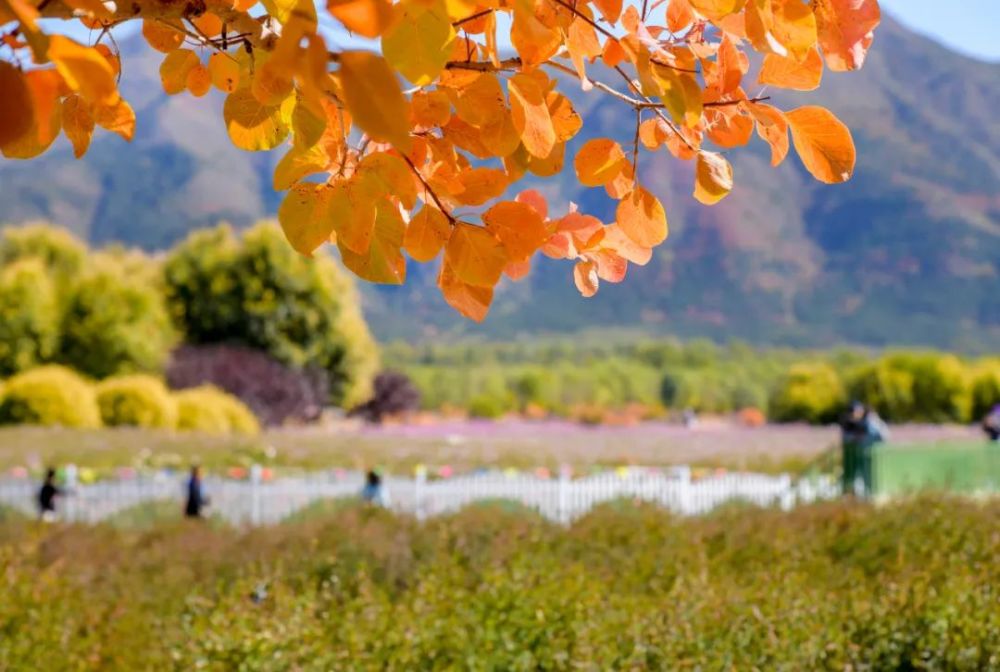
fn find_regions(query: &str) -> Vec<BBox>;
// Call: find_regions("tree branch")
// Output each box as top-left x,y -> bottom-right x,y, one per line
452,9 -> 493,27
401,154 -> 456,226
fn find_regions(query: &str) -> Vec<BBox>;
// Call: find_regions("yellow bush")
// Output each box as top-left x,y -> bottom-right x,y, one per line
175,386 -> 260,435
0,365 -> 101,428
96,375 -> 177,429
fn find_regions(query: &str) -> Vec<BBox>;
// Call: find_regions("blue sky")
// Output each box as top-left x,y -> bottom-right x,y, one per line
881,0 -> 999,61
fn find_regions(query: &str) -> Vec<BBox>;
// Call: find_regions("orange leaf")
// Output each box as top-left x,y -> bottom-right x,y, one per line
616,187 -> 668,248
516,189 -> 548,219
603,224 -> 653,266
160,49 -> 200,95
49,35 -> 119,106
527,141 -> 564,177
338,51 -> 411,151
191,12 -> 223,38
92,98 -> 136,142
573,259 -> 599,297
482,200 -> 547,262
448,72 -> 506,128
64,0 -> 112,19
706,108 -> 753,148
412,90 -> 452,127
592,0 -> 622,23
61,94 -> 94,158
508,72 -> 556,159
328,0 -> 394,38
209,53 -> 241,93
593,249 -> 628,283
450,167 -> 509,206
759,47 -> 823,91
504,258 -> 531,281
356,151 -> 419,209
693,151 -> 733,205
404,205 -> 451,262
812,0 -> 880,72
337,177 -> 379,254
339,199 -> 407,284
746,101 -> 788,166
1,70 -> 62,159
0,62 -> 32,148
666,0 -> 694,33
445,222 -> 508,288
438,260 -> 493,322
547,92 -> 582,142
574,138 -> 627,188
786,105 -> 855,183
186,64 -> 212,97
142,20 -> 184,53
510,7 -> 561,69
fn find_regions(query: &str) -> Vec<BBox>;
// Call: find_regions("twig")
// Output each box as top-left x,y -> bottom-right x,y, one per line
548,0 -> 616,41
452,9 -> 492,27
401,154 -> 456,225
632,108 -> 641,174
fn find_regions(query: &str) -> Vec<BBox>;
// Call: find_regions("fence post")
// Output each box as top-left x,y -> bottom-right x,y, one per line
414,464 -> 427,522
779,473 -> 794,510
250,463 -> 262,526
64,463 -> 78,522
676,465 -> 692,515
558,464 -> 570,525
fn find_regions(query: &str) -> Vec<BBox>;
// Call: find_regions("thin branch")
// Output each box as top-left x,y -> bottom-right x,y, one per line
401,154 -> 456,225
705,96 -> 771,108
452,9 -> 493,27
548,0 -> 616,41
612,64 -> 696,152
445,57 -> 522,72
632,108 -> 641,174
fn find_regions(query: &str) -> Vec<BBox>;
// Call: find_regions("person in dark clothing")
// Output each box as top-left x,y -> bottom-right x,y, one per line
360,470 -> 389,507
37,468 -> 62,521
983,405 -> 1000,442
839,401 -> 889,497
185,465 -> 208,518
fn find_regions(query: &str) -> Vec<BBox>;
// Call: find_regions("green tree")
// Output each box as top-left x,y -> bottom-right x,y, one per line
886,353 -> 971,423
848,360 -> 915,422
0,223 -> 86,287
769,363 -> 846,424
0,259 -> 60,376
59,259 -> 176,379
163,222 -> 378,407
970,361 -> 1000,421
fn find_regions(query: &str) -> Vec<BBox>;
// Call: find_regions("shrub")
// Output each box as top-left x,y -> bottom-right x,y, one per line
887,353 -> 971,422
96,375 -> 177,429
166,345 -> 327,426
0,259 -> 60,376
175,386 -> 260,435
847,360 -> 915,422
769,363 -> 846,424
162,222 -> 378,407
59,260 -> 176,379
467,393 -> 509,419
350,371 -> 421,423
970,361 -> 1000,420
0,365 -> 100,428
0,223 -> 86,284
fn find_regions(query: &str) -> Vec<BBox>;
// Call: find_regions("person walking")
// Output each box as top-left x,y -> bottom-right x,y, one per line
840,402 -> 888,498
37,467 -> 63,522
185,465 -> 209,518
361,470 -> 390,507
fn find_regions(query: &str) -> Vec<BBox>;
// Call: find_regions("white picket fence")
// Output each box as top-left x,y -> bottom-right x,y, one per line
0,466 -> 840,526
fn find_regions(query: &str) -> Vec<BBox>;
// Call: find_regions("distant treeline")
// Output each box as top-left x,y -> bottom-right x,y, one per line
385,340 -> 1000,424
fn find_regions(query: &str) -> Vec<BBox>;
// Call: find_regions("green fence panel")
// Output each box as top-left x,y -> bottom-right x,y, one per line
873,441 -> 1000,496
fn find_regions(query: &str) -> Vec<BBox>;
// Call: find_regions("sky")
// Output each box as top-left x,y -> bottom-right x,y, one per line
880,0 -> 1000,62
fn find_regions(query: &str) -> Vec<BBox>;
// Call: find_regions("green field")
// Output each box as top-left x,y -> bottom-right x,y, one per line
2,497 -> 998,670
875,441 -> 1000,495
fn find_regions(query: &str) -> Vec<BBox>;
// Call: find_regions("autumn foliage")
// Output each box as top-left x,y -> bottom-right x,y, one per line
0,0 -> 880,320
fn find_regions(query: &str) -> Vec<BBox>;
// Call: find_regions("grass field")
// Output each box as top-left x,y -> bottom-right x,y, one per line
1,497 -> 997,670
0,423 -> 981,478
875,441 -> 1000,494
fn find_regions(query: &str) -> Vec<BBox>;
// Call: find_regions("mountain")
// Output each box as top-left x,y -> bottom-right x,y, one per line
1,17 -> 998,350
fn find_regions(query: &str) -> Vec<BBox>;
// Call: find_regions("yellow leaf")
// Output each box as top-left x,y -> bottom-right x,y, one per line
666,0 -> 695,32
291,96 -> 327,148
438,260 -> 493,322
92,98 -> 136,142
356,151 -> 419,210
336,177 -> 379,254
223,88 -> 291,151
616,187 -> 668,248
186,64 -> 212,97
160,49 -> 199,95
0,62 -> 32,149
812,0 -> 880,72
746,101 -> 789,167
338,51 -> 411,151
260,0 -> 312,24
339,199 -> 407,284
328,0 -> 394,38
651,62 -> 703,128
527,140 -> 564,177
547,92 -> 582,142
508,72 -> 556,159
382,0 -> 455,86
209,53 -> 241,93
786,105 -> 855,183
447,73 -> 506,128
142,20 -> 184,54
693,151 -> 733,205
48,35 -> 118,106
688,0 -> 745,21
482,200 -> 547,263
574,138 -> 627,188
574,259 -> 599,297
450,167 -> 509,206
445,222 -> 508,288
278,182 -> 339,256
759,47 -> 823,90
252,57 -> 294,106
61,94 -> 94,158
272,142 -> 333,190
404,205 -> 451,262
745,0 -> 817,61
